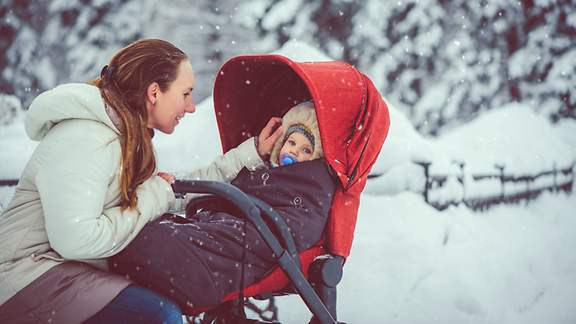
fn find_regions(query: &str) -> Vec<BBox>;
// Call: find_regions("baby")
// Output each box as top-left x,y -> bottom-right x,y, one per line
269,100 -> 323,167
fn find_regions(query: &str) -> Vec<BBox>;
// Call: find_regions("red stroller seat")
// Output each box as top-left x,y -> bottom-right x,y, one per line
175,54 -> 390,323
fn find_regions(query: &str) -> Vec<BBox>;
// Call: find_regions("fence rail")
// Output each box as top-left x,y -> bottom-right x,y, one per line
0,179 -> 18,187
418,161 -> 575,211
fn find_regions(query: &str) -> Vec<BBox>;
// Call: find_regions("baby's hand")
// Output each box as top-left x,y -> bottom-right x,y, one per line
157,171 -> 176,184
257,117 -> 283,158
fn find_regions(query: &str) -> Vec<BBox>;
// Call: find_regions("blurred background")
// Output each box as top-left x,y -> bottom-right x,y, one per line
1,0 -> 574,135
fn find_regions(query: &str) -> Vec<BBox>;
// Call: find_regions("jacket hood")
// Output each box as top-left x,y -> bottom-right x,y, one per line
25,83 -> 119,141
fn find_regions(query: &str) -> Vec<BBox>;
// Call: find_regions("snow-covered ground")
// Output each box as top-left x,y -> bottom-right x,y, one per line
274,191 -> 576,324
1,41 -> 575,323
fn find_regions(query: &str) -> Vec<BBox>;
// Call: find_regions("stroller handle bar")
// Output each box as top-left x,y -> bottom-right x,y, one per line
245,194 -> 301,266
173,180 -> 300,268
171,180 -> 339,324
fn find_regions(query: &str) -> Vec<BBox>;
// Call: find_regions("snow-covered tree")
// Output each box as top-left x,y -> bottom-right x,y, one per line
2,0 -> 573,132
237,0 -> 575,135
0,93 -> 22,125
507,0 -> 576,122
149,0 -> 260,100
1,0 -> 262,106
1,0 -> 156,107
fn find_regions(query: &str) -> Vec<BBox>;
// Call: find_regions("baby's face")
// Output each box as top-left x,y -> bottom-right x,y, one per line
279,133 -> 314,164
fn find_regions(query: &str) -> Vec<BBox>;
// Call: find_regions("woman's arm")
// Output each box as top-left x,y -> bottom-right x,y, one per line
169,118 -> 283,213
36,120 -> 175,260
167,137 -> 262,213
175,117 -> 283,183
174,136 -> 264,183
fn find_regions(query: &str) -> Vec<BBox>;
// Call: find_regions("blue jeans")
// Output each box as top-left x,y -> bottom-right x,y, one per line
84,285 -> 183,324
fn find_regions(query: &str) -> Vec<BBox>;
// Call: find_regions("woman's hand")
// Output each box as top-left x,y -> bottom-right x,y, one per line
257,117 -> 283,158
157,171 -> 176,184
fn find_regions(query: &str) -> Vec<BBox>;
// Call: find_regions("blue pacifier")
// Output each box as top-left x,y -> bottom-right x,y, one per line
280,154 -> 297,166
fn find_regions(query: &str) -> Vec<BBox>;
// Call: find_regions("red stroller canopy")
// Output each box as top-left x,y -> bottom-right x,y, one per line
213,55 -> 390,258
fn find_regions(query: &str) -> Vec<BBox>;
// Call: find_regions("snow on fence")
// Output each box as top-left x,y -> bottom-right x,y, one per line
412,160 -> 575,211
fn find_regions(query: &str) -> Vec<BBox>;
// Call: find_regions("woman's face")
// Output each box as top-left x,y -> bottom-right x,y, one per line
147,59 -> 196,134
279,132 -> 314,164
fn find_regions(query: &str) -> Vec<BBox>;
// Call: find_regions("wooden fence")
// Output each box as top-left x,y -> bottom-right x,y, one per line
413,161 -> 575,211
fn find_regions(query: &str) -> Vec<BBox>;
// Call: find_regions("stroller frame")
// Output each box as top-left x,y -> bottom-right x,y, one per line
175,53 -> 389,323
172,179 -> 344,324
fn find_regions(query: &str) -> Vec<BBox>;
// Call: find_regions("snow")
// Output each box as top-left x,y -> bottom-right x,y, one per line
509,48 -> 542,79
568,11 -> 576,28
153,98 -> 222,173
1,40 -> 575,323
434,102 -> 574,175
273,192 -> 576,324
261,0 -> 303,30
367,100 -> 575,201
0,113 -> 36,180
555,119 -> 576,158
0,94 -> 23,125
235,0 -> 271,28
271,39 -> 333,62
546,48 -> 576,93
364,163 -> 426,196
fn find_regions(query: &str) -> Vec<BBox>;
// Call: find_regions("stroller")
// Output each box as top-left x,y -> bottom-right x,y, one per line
153,54 -> 389,323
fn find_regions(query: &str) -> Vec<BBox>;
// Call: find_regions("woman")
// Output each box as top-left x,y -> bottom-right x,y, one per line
0,39 -> 282,323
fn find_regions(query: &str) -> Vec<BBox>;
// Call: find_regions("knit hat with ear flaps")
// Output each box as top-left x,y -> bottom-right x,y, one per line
270,101 -> 323,165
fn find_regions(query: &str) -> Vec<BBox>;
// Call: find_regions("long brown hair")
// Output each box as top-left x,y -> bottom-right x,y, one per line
91,39 -> 187,210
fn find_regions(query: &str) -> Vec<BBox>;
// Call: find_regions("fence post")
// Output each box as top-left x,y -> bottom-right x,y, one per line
525,177 -> 532,205
414,160 -> 432,204
0,179 -> 19,187
453,160 -> 465,204
495,164 -> 505,201
553,161 -> 557,192
570,161 -> 576,193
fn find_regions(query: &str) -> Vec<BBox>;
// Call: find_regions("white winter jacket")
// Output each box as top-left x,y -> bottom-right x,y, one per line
0,83 -> 264,307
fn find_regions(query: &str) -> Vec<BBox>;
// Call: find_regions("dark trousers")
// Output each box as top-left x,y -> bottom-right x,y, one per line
84,285 -> 183,324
